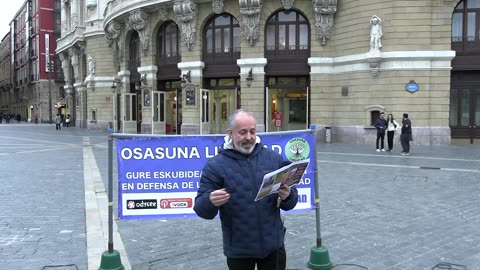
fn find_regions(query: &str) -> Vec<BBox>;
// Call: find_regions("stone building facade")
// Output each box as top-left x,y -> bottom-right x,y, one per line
56,0 -> 475,145
0,0 -> 63,123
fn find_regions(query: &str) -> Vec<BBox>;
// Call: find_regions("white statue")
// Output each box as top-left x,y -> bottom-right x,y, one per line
88,55 -> 96,76
369,15 -> 383,52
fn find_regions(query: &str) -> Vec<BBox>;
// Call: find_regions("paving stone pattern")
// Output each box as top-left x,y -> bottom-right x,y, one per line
0,125 -> 101,270
2,124 -> 479,270
92,139 -> 480,270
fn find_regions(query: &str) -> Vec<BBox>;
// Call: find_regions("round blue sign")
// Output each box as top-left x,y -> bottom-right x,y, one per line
406,81 -> 418,93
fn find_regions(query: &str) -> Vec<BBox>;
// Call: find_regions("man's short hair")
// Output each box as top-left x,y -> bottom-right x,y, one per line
403,113 -> 408,118
227,109 -> 256,129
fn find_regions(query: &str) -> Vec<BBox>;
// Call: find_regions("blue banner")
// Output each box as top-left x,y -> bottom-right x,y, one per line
116,130 -> 316,219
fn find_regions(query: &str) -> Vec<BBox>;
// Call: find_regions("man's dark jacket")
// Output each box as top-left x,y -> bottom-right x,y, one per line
374,118 -> 387,134
194,142 -> 298,258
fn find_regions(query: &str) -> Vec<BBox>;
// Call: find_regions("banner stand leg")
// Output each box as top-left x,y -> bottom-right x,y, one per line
307,125 -> 332,270
99,133 -> 125,270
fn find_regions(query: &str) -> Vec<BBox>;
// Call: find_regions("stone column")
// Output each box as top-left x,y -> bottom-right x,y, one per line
177,61 -> 205,134
137,65 -> 158,134
236,58 -> 268,132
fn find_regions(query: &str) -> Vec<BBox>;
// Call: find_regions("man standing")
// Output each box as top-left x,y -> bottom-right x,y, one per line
400,113 -> 412,155
194,109 -> 298,270
55,114 -> 62,130
374,112 -> 387,152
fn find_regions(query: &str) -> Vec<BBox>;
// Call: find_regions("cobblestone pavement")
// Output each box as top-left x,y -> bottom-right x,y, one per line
0,124 -> 105,270
1,124 -> 479,270
91,135 -> 480,270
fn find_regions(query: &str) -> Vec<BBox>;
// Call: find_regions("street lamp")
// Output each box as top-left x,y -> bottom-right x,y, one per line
47,61 -> 54,124
112,77 -> 122,93
246,68 -> 254,87
181,71 -> 191,88
111,77 -> 122,132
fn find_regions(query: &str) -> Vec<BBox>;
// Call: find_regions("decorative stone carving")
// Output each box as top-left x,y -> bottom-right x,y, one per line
129,9 -> 151,56
158,7 -> 169,21
367,56 -> 382,77
313,0 -> 337,46
105,20 -> 123,66
281,0 -> 294,9
105,20 -> 122,48
174,0 -> 198,50
68,47 -> 81,82
239,0 -> 263,47
88,55 -> 96,76
369,15 -> 383,52
59,52 -> 71,85
212,0 -> 224,14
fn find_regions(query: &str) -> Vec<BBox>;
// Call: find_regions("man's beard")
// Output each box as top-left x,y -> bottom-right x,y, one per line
233,139 -> 255,154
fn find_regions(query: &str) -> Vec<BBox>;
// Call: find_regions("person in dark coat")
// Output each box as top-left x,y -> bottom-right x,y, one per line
374,112 -> 387,152
400,113 -> 413,155
194,109 -> 298,270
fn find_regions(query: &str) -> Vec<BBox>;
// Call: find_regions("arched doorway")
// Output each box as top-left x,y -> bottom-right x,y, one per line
202,13 -> 241,134
156,21 -> 182,134
450,0 -> 480,143
123,31 -> 142,134
264,10 -> 311,131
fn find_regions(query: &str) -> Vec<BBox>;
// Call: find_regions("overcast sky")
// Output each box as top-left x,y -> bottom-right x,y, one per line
0,2 -> 23,40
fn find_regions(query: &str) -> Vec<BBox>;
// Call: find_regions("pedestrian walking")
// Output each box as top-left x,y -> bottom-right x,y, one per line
400,113 -> 412,155
194,109 -> 298,270
386,113 -> 400,151
55,114 -> 62,130
66,114 -> 71,127
374,112 -> 387,152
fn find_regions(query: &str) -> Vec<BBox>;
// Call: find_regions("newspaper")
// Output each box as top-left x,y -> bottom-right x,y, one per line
254,159 -> 310,201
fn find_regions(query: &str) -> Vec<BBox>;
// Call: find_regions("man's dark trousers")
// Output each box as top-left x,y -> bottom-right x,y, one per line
226,247 -> 286,270
376,132 -> 385,149
400,133 -> 412,153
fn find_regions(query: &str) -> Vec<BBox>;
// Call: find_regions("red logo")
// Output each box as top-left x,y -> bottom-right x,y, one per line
159,198 -> 193,209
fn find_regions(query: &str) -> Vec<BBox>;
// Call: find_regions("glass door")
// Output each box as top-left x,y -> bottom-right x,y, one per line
266,77 -> 309,132
210,89 -> 238,133
151,91 -> 166,134
122,93 -> 137,133
450,88 -> 480,143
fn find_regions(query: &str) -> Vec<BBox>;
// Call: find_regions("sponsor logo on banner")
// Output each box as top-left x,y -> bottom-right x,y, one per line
126,199 -> 158,209
159,198 -> 193,209
284,137 -> 310,161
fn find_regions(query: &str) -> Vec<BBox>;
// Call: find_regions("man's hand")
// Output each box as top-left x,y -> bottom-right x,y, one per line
209,188 -> 230,207
278,184 -> 291,201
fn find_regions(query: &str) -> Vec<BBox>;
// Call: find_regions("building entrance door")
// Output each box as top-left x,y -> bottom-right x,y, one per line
266,76 -> 309,132
165,89 -> 182,134
151,91 -> 166,134
122,93 -> 138,133
209,88 -> 240,134
450,87 -> 480,143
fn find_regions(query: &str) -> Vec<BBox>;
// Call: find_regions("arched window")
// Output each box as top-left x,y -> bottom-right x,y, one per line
452,0 -> 480,52
265,10 -> 309,57
157,21 -> 180,65
203,14 -> 240,62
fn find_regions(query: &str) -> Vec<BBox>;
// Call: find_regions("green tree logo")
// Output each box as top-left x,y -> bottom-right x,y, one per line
285,137 -> 310,161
